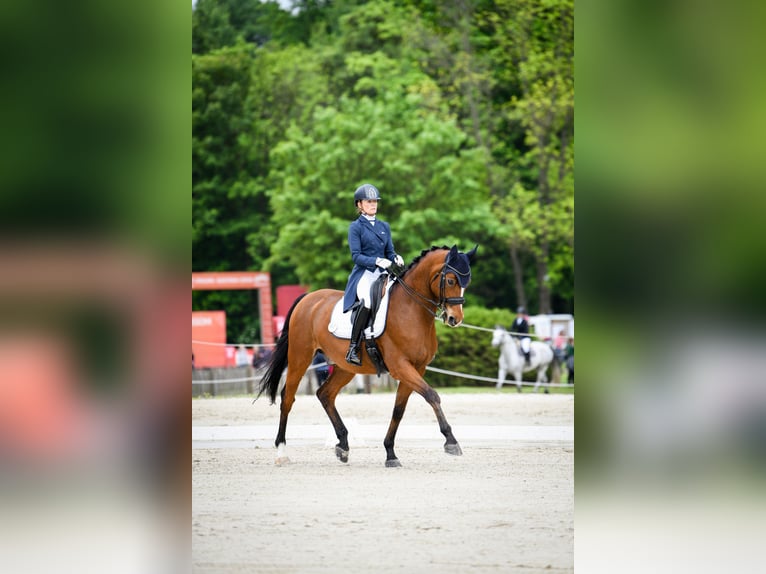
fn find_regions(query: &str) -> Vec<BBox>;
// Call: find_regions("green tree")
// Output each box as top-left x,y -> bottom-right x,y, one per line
193,45 -> 263,272
192,45 -> 268,340
191,0 -> 575,342
192,0 -> 237,54
484,0 -> 574,313
193,0 -> 301,54
268,96 -> 493,287
244,43 -> 331,270
262,1 -> 495,288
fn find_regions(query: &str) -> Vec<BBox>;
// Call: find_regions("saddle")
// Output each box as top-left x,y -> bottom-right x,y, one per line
363,274 -> 389,376
368,273 -> 388,321
328,273 -> 393,375
518,347 -> 534,359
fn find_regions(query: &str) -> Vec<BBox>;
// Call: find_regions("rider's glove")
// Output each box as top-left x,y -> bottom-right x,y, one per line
394,254 -> 404,267
375,257 -> 392,269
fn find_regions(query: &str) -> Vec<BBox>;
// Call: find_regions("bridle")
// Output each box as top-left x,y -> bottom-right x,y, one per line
391,259 -> 467,319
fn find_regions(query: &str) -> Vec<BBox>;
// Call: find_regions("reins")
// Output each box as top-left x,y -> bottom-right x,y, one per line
390,273 -> 441,318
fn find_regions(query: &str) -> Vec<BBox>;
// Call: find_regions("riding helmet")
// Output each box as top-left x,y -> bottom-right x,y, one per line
354,184 -> 381,203
517,305 -> 526,314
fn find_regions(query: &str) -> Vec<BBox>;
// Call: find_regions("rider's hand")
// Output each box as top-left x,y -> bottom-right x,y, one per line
394,254 -> 404,267
375,258 -> 392,269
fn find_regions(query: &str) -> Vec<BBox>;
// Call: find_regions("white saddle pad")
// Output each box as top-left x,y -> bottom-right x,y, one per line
328,285 -> 392,339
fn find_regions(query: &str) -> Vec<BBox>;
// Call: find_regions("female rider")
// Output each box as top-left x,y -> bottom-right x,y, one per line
342,183 -> 403,365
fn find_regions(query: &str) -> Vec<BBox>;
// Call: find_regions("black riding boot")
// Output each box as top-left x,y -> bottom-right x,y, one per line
524,351 -> 531,366
345,306 -> 371,366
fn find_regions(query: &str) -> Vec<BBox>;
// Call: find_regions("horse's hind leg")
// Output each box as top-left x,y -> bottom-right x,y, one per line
495,366 -> 506,390
533,367 -> 549,393
274,354 -> 312,465
316,368 -> 355,463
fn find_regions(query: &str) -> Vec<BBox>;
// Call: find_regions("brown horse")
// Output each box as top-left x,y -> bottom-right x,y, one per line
257,244 -> 478,467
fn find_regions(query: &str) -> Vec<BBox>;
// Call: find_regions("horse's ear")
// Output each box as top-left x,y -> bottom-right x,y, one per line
466,244 -> 478,261
448,244 -> 459,259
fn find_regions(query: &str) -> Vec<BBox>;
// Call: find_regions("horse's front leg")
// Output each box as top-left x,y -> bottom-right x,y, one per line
532,365 -> 547,393
316,369 -> 355,463
427,385 -> 463,456
382,383 -> 413,468
396,365 -> 462,458
496,363 -> 506,390
514,369 -> 523,393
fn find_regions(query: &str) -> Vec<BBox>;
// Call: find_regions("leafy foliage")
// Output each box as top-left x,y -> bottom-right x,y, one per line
192,0 -> 574,350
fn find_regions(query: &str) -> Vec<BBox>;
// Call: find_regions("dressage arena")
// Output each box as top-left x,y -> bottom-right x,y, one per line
193,392 -> 573,573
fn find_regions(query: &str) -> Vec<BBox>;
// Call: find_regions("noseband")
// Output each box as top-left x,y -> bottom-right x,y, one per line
438,263 -> 466,307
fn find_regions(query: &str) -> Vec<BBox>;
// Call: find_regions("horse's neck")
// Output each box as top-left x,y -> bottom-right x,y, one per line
391,268 -> 438,317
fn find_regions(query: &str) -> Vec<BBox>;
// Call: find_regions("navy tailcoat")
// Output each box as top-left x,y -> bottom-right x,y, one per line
342,215 -> 397,312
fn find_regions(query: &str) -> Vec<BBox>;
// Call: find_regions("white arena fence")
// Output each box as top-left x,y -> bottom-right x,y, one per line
191,322 -> 574,390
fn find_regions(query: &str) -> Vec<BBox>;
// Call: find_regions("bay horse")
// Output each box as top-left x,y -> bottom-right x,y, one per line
258,244 -> 478,467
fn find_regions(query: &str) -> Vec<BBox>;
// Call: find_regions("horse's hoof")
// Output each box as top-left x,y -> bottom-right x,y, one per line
444,443 -> 463,456
335,446 -> 349,463
275,456 -> 290,466
385,458 -> 402,468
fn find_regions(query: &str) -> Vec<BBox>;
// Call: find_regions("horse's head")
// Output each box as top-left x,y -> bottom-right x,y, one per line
397,244 -> 478,327
433,244 -> 478,327
491,325 -> 506,347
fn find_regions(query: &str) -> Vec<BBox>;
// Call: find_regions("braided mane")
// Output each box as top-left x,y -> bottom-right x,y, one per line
401,246 -> 450,277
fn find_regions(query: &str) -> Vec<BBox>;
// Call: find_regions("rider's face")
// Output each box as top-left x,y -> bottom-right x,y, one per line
359,199 -> 378,215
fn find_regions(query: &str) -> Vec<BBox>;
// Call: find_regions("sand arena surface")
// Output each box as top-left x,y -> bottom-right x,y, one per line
193,393 -> 573,573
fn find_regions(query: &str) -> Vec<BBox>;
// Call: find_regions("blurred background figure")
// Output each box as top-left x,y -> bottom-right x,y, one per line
553,329 -> 567,362
251,347 -> 261,369
312,350 -> 331,387
510,306 -> 531,365
255,345 -> 273,369
565,338 -> 574,385
235,345 -> 250,367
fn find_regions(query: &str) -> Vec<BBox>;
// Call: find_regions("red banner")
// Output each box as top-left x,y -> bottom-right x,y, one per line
192,311 -> 226,368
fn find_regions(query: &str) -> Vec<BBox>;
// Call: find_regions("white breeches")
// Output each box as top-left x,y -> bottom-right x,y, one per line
520,337 -> 531,353
356,269 -> 382,309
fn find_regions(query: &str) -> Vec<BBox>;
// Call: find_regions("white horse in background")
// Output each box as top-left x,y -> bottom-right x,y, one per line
491,326 -> 555,393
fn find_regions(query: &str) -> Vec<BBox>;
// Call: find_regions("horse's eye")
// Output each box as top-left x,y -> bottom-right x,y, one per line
447,278 -> 456,286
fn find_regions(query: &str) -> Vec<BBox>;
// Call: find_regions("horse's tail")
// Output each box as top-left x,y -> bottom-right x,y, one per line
257,293 -> 308,404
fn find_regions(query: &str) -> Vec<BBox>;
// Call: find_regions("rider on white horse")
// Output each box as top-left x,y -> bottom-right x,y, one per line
510,306 -> 531,365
